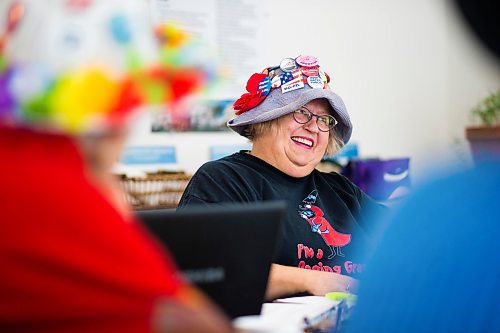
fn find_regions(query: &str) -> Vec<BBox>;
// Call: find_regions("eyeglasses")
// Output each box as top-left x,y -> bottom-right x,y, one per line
292,107 -> 338,132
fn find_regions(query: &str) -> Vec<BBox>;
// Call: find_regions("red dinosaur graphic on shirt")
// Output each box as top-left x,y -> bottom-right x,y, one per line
298,190 -> 351,259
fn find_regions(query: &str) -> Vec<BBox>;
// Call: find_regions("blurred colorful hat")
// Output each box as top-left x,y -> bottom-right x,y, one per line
0,0 -> 214,134
227,55 -> 352,145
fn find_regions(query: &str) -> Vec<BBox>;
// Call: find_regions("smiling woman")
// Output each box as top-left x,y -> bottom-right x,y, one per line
250,99 -> 337,177
178,55 -> 389,301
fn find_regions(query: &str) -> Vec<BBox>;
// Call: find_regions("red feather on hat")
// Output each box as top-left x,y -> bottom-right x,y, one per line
233,73 -> 268,115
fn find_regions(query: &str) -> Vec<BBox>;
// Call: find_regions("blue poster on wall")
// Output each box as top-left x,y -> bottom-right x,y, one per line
121,146 -> 177,165
210,144 -> 252,160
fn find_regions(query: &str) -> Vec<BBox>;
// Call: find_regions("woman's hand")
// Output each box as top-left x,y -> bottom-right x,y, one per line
304,269 -> 358,296
265,264 -> 358,300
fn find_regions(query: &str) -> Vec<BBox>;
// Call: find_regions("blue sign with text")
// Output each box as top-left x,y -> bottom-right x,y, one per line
121,146 -> 177,165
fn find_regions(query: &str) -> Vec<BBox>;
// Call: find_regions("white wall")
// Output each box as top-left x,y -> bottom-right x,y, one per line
126,0 -> 500,182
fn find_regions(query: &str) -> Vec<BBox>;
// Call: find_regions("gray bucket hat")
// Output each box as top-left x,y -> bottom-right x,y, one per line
227,55 -> 352,144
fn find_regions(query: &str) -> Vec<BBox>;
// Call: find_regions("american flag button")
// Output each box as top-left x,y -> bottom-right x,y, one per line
280,58 -> 297,72
280,72 -> 294,84
280,68 -> 303,85
296,55 -> 319,67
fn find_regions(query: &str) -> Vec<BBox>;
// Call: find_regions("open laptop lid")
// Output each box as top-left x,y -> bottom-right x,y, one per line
136,201 -> 286,318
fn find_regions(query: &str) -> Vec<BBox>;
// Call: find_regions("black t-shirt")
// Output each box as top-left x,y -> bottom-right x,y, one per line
178,151 -> 387,279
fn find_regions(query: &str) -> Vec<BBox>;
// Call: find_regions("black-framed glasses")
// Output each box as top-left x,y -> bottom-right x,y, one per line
292,107 -> 338,132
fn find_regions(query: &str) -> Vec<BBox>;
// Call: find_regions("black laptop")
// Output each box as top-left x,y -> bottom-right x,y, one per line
136,201 -> 286,318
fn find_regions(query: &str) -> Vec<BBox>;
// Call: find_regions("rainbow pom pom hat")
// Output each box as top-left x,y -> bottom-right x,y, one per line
0,0 -> 215,135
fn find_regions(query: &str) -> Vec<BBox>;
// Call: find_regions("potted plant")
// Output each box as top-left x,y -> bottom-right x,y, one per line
465,89 -> 500,163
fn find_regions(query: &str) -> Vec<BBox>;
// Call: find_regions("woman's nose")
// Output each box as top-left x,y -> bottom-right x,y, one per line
304,116 -> 320,132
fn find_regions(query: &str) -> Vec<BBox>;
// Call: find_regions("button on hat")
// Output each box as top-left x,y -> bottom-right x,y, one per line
227,55 -> 353,145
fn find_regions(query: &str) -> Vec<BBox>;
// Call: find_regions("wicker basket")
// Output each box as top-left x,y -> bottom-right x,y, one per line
119,171 -> 192,210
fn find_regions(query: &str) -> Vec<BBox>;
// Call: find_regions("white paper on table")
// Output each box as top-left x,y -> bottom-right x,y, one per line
233,296 -> 339,333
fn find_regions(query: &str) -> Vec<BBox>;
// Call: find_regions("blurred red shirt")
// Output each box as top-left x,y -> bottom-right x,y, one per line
0,126 -> 183,333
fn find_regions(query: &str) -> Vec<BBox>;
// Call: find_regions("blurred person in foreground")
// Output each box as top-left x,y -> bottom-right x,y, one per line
342,0 -> 500,332
0,1 -> 232,332
178,55 -> 388,300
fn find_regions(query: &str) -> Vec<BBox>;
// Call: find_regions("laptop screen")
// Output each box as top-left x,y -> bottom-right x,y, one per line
136,201 -> 286,318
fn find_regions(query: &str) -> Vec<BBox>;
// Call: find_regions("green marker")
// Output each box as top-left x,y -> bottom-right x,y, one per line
325,292 -> 357,303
